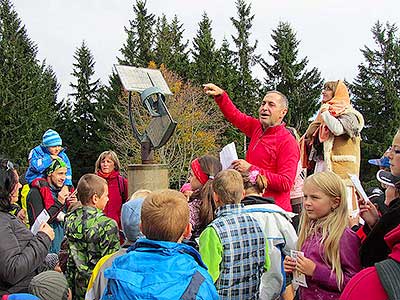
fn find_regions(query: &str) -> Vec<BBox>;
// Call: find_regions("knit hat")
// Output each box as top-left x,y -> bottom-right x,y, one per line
121,197 -> 145,242
42,129 -> 62,147
46,157 -> 67,176
28,271 -> 69,300
44,253 -> 59,271
2,294 -> 40,300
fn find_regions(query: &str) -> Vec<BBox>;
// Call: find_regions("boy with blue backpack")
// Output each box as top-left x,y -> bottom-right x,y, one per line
102,189 -> 218,300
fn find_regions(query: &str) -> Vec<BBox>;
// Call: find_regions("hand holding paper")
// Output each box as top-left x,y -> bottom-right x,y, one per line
291,250 -> 308,287
220,142 -> 238,170
31,209 -> 50,235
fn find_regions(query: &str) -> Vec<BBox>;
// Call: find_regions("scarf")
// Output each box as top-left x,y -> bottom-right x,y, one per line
315,80 -> 351,142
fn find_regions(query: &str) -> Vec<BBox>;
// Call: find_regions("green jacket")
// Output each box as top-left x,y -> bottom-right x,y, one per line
64,205 -> 120,300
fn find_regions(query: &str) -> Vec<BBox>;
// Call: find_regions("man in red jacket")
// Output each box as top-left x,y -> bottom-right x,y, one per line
204,83 -> 299,211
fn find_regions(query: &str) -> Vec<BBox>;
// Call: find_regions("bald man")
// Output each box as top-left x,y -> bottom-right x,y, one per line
204,83 -> 299,211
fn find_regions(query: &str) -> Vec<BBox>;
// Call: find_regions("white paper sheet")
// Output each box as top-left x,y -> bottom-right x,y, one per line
291,250 -> 308,288
219,142 -> 238,170
31,209 -> 50,235
349,174 -> 369,203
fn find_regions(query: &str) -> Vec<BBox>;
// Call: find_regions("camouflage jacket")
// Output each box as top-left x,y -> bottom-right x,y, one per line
64,205 -> 120,300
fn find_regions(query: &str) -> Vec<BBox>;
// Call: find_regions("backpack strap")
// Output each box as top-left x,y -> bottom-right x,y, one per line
117,175 -> 127,203
181,271 -> 206,300
375,258 -> 400,300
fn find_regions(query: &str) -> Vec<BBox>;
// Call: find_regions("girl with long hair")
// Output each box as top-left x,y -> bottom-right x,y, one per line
284,171 -> 360,299
188,155 -> 222,239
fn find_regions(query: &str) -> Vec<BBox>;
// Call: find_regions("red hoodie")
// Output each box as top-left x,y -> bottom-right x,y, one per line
214,92 -> 299,211
340,224 -> 400,300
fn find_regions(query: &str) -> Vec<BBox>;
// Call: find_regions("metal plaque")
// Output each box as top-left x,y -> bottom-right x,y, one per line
114,65 -> 172,95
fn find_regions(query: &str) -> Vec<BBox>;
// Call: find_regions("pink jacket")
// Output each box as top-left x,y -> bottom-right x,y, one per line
214,92 -> 299,211
300,227 -> 361,300
290,160 -> 306,200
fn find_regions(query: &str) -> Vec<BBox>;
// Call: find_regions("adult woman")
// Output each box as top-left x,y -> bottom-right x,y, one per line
302,80 -> 364,210
0,159 -> 54,295
359,128 -> 400,267
95,150 -> 128,229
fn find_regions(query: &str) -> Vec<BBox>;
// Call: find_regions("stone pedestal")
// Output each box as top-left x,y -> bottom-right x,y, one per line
127,164 -> 169,197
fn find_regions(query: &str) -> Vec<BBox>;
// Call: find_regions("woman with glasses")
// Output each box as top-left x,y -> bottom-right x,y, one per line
358,128 -> 400,267
0,159 -> 54,295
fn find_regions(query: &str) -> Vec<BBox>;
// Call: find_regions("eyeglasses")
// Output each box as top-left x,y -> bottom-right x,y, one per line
388,146 -> 400,155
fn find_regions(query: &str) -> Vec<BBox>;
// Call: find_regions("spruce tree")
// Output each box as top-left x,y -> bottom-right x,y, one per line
0,0 -> 58,167
154,15 -> 189,78
260,22 -> 323,133
190,12 -> 219,84
228,0 -> 260,156
154,15 -> 173,67
230,0 -> 260,116
169,15 -> 190,78
351,21 -> 400,185
101,0 -> 157,154
215,38 -> 239,97
67,41 -> 103,179
120,0 -> 155,67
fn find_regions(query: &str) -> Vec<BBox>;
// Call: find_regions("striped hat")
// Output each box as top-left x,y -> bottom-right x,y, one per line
42,129 -> 62,147
29,271 -> 69,300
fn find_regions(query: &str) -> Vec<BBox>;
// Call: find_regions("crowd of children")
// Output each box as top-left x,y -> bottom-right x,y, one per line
1,83 -> 400,300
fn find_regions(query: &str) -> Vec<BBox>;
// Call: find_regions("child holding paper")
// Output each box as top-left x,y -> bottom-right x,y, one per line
283,171 -> 360,299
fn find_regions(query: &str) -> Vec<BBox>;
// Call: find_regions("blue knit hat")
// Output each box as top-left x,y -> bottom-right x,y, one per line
121,197 -> 146,242
42,129 -> 62,147
3,294 -> 40,300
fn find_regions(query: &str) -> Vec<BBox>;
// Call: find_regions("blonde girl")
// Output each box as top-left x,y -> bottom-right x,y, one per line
283,171 -> 361,299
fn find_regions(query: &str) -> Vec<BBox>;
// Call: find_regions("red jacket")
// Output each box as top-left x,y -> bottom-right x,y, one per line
97,170 -> 128,229
340,224 -> 400,300
215,92 -> 300,211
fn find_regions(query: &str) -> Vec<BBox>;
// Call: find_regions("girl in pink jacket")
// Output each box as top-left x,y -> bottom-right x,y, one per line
284,171 -> 360,299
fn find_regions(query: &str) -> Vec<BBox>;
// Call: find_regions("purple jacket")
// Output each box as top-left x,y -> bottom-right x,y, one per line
299,227 -> 361,300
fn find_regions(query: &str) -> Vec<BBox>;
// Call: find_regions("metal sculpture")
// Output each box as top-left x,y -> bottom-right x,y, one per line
115,65 -> 177,163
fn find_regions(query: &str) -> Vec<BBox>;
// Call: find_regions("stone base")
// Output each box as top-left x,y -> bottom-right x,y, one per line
127,164 -> 169,197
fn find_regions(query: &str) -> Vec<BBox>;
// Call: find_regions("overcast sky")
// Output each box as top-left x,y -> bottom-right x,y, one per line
11,0 -> 400,101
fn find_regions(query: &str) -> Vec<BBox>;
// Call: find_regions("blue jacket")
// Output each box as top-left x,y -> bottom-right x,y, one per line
102,238 -> 219,300
25,145 -> 72,186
